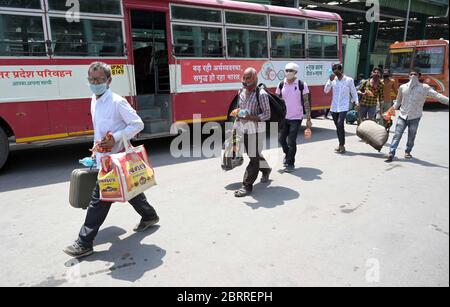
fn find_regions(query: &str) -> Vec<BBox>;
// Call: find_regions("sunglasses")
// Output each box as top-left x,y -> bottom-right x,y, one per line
285,69 -> 296,73
409,73 -> 419,76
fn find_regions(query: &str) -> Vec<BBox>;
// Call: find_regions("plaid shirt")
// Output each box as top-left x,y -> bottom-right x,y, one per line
360,80 -> 384,107
236,88 -> 271,134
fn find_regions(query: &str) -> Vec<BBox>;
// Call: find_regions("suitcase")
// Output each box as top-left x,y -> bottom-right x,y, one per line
69,168 -> 99,209
356,120 -> 389,152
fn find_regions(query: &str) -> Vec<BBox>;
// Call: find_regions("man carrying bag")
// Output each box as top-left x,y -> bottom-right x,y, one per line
64,62 -> 159,259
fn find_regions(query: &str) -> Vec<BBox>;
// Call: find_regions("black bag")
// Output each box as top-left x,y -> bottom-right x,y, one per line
69,168 -> 98,209
255,83 -> 287,127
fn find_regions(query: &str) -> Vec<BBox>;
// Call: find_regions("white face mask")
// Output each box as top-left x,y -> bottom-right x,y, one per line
286,72 -> 296,80
409,75 -> 420,87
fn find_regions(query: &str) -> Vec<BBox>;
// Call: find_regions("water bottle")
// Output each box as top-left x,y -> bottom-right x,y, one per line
79,157 -> 95,168
238,109 -> 250,118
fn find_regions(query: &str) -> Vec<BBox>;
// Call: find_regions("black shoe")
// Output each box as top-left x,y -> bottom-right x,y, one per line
234,188 -> 252,198
261,169 -> 272,183
385,154 -> 394,162
283,156 -> 288,167
63,242 -> 93,258
284,165 -> 295,173
134,216 -> 160,232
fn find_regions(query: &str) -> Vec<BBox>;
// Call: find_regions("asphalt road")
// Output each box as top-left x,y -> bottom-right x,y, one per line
0,107 -> 448,287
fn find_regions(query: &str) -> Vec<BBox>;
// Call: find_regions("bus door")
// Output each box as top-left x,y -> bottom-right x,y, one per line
130,10 -> 171,136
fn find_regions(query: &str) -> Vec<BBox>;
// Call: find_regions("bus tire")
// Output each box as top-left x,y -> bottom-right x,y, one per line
0,127 -> 9,170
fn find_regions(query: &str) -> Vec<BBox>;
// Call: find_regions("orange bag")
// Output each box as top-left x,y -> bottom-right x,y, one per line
304,128 -> 312,139
98,138 -> 156,202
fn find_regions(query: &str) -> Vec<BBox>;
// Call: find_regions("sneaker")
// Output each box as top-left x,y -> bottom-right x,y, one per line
260,169 -> 272,183
284,165 -> 295,173
283,157 -> 288,167
385,153 -> 394,162
404,152 -> 413,159
63,242 -> 93,258
133,216 -> 160,232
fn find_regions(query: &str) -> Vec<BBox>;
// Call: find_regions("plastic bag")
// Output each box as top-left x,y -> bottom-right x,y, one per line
98,137 -> 156,202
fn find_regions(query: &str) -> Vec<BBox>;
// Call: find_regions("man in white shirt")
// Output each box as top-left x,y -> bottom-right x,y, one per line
324,64 -> 359,153
64,62 -> 159,258
385,69 -> 449,162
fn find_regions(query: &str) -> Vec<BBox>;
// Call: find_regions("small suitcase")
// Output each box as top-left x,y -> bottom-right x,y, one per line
69,168 -> 99,209
357,120 -> 389,152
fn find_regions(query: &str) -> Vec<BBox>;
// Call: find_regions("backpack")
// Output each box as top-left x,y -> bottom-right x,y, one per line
278,79 -> 307,115
255,83 -> 287,127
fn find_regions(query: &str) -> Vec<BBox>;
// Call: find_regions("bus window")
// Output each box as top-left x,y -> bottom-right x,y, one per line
413,46 -> 445,75
0,14 -> 46,56
47,0 -> 122,15
225,11 -> 267,27
227,29 -> 268,58
50,17 -> 124,57
271,32 -> 305,58
172,25 -> 223,57
308,20 -> 338,32
388,49 -> 414,74
308,34 -> 338,59
270,15 -> 305,30
171,5 -> 222,23
0,0 -> 41,9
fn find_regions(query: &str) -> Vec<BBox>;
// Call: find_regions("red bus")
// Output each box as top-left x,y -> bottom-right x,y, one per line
0,0 -> 342,169
388,40 -> 449,103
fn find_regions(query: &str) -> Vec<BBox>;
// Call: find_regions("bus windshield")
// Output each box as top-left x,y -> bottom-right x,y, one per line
412,46 -> 445,74
389,49 -> 414,74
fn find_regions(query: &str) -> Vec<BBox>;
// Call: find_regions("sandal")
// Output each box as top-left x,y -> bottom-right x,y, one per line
234,188 -> 252,198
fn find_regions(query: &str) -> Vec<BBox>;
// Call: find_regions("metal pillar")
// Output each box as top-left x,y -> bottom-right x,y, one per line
404,0 -> 412,41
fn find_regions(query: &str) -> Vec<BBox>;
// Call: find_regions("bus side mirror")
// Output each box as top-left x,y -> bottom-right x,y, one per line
46,40 -> 53,56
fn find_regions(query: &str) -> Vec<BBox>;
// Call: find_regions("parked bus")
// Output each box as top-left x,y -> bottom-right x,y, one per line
0,0 -> 342,170
387,39 -> 449,102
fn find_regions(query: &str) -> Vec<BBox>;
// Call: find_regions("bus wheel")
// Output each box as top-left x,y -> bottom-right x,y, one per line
0,127 -> 9,170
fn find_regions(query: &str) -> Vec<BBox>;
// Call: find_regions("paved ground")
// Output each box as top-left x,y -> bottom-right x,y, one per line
0,107 -> 448,287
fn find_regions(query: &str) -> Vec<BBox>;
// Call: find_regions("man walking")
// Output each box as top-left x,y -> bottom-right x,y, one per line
324,64 -> 359,154
64,62 -> 159,258
276,63 -> 312,173
233,67 -> 272,197
385,69 -> 449,162
357,67 -> 384,121
380,69 -> 398,126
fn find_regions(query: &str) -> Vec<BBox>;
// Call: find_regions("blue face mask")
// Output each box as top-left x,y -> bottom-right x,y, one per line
89,83 -> 108,96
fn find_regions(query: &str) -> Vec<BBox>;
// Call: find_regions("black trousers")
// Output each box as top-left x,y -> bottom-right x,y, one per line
279,119 -> 302,167
77,184 -> 158,248
331,111 -> 348,146
243,133 -> 271,191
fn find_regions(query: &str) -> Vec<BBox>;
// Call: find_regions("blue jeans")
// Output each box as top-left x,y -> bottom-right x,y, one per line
359,105 -> 377,120
389,117 -> 421,156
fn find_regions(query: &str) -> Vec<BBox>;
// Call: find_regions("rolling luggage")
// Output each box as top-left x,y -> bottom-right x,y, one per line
356,120 -> 389,152
69,168 -> 99,209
